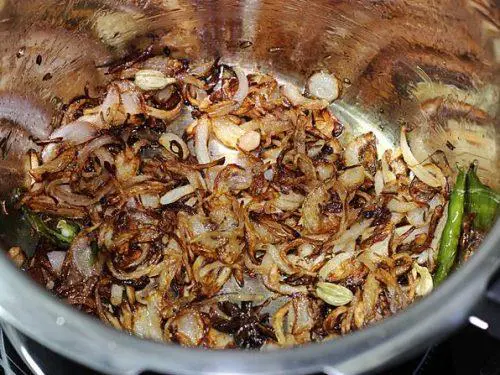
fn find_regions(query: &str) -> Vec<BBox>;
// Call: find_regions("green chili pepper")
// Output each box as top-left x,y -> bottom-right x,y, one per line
56,219 -> 80,241
90,240 -> 100,265
466,163 -> 499,232
434,168 -> 466,286
22,207 -> 77,247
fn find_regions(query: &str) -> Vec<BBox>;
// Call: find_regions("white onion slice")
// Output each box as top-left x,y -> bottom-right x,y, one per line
428,193 -> 445,210
116,80 -> 143,115
302,186 -> 329,233
101,84 -> 121,123
307,71 -> 340,102
232,67 -> 249,107
145,104 -> 181,121
160,185 -> 195,205
159,133 -> 189,160
298,243 -> 315,257
413,264 -> 433,296
381,155 -> 396,183
333,219 -> 373,246
133,295 -> 163,341
190,60 -> 216,77
93,147 -> 115,167
121,91 -> 143,115
281,83 -> 328,110
319,252 -> 354,280
195,117 -> 211,164
430,202 -> 448,254
369,235 -> 391,257
171,310 -> 205,346
387,199 -> 420,213
212,118 -> 245,149
317,163 -> 334,181
344,133 -> 375,168
264,244 -> 295,275
400,128 -> 444,188
338,166 -> 365,190
395,225 -> 413,237
42,120 -> 98,162
240,119 -> 261,132
50,120 -> 97,143
237,130 -> 261,152
281,83 -> 307,106
41,144 -> 62,163
71,234 -> 101,278
402,225 -> 429,245
211,118 -> 260,152
77,135 -> 119,167
407,207 -> 427,227
140,193 -> 160,208
47,251 -> 66,274
357,251 -> 377,272
47,182 -> 99,207
374,170 -> 384,195
274,191 -> 305,211
110,284 -> 124,306
208,138 -> 241,166
332,238 -> 356,254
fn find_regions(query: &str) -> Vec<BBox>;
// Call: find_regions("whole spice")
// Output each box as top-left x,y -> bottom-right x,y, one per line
135,69 -> 177,91
316,282 -> 354,306
210,302 -> 275,349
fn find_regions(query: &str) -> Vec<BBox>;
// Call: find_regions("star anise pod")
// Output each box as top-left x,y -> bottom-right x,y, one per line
210,301 -> 276,349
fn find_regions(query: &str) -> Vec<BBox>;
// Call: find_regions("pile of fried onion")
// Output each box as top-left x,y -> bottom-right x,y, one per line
17,50 -> 451,349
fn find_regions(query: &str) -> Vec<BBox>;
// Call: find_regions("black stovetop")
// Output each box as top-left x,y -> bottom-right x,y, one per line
1,324 -> 499,375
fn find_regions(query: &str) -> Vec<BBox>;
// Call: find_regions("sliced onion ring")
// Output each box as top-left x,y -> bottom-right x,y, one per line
159,133 -> 189,160
77,135 -> 119,167
42,120 -> 98,162
160,185 -> 195,205
195,117 -> 211,164
307,71 -> 340,102
401,128 -> 444,188
71,234 -> 102,278
281,83 -> 328,110
232,67 -> 249,107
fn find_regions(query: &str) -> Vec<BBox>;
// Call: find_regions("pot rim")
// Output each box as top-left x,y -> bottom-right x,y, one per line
0,220 -> 498,375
